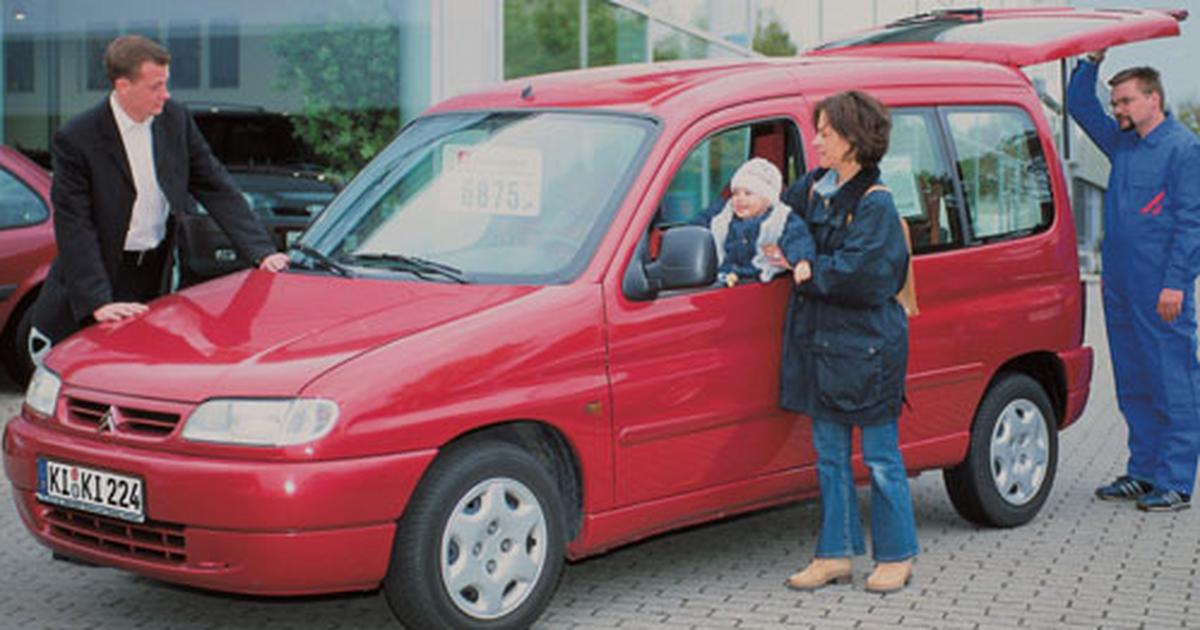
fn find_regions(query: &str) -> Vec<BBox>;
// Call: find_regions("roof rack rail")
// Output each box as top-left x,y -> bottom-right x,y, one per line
887,7 -> 984,28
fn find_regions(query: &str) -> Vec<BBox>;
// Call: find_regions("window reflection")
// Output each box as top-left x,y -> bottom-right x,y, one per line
0,167 -> 48,229
658,120 -> 800,228
882,111 -> 962,254
946,108 -> 1053,242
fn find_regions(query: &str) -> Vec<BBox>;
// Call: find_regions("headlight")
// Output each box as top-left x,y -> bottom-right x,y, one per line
182,398 -> 339,447
24,366 -> 61,418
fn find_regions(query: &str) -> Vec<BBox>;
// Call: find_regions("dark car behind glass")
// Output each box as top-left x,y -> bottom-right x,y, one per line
179,105 -> 340,285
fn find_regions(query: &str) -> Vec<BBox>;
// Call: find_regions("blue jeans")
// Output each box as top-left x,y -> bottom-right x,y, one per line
812,418 -> 919,562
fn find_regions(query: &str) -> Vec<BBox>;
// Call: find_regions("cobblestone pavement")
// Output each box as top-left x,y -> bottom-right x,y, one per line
0,282 -> 1195,629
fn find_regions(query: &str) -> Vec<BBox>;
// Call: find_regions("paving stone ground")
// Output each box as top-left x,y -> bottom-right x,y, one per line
0,282 -> 1195,629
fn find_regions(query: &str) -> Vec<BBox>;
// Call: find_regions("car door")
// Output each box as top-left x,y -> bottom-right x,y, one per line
873,105 -> 977,452
605,102 -> 812,507
0,148 -> 53,318
807,7 -> 1184,68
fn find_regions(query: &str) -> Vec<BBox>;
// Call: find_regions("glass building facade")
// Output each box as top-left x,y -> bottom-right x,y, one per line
0,0 -> 759,174
0,0 -> 1104,269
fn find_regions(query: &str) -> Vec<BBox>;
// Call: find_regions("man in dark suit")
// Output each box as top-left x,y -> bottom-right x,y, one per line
28,35 -> 288,360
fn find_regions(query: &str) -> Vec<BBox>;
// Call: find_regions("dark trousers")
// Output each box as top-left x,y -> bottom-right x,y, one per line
27,244 -> 167,368
113,244 -> 168,303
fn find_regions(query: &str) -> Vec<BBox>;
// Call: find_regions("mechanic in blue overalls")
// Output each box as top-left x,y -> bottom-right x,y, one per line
1068,49 -> 1200,511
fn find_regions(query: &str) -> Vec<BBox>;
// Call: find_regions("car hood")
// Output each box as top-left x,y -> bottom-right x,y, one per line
48,270 -> 539,401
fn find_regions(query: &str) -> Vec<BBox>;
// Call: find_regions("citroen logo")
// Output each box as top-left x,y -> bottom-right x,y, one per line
98,406 -> 120,433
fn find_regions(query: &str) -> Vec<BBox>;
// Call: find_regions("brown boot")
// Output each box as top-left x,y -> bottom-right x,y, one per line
864,560 -> 913,593
785,557 -> 852,591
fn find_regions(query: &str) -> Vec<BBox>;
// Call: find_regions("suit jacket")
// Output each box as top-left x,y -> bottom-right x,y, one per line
33,98 -> 275,342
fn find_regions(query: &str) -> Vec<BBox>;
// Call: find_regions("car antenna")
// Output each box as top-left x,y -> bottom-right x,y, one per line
521,85 -> 534,100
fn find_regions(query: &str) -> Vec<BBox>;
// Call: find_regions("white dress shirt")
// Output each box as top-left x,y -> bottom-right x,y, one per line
110,92 -> 169,251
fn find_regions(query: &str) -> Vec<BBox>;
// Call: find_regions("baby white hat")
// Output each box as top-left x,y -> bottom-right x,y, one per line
730,157 -> 782,204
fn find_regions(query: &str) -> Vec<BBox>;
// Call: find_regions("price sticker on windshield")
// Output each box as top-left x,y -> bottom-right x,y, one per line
441,144 -> 543,217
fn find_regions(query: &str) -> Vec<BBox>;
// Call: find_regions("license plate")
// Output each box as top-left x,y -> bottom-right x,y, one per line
37,458 -> 145,523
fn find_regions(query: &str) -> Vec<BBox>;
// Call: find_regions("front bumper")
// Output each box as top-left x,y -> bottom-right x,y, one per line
4,413 -> 436,595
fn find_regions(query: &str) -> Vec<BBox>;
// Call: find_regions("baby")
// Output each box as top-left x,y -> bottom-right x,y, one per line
695,157 -> 792,287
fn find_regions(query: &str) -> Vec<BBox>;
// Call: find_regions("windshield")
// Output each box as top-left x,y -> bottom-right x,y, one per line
300,111 -> 654,284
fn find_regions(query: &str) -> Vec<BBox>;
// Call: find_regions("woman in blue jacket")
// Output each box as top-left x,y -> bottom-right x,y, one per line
769,90 -> 918,593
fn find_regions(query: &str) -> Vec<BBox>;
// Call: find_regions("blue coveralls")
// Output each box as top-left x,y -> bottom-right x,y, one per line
1068,59 -> 1200,496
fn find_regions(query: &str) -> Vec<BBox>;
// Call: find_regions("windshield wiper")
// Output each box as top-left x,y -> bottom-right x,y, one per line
347,252 -> 467,283
290,243 -> 355,278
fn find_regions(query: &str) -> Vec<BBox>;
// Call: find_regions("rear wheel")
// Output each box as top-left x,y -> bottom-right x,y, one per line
944,372 -> 1058,527
383,440 -> 565,629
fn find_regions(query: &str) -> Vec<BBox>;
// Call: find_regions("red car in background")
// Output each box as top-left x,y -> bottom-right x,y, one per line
0,145 -> 53,385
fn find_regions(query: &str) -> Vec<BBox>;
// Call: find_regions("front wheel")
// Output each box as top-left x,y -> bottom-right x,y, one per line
383,440 -> 566,629
943,372 -> 1058,528
2,305 -> 37,386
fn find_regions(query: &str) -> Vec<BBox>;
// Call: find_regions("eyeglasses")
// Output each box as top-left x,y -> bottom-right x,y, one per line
1109,96 -> 1140,109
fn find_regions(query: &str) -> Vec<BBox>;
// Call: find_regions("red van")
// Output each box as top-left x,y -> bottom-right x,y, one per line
4,8 -> 1182,629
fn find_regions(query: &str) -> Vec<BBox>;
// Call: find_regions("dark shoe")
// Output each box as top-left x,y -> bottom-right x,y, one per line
1137,489 -> 1191,512
1094,475 -> 1152,501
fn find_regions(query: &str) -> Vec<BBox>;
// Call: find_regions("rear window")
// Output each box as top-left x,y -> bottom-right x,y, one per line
944,107 -> 1053,242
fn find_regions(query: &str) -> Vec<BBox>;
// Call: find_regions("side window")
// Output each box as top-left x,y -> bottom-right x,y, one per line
0,168 -> 48,230
657,119 -> 802,227
944,107 -> 1053,242
881,110 -> 962,254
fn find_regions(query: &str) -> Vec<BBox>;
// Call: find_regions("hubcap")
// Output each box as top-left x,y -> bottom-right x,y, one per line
440,477 -> 547,620
989,398 -> 1049,506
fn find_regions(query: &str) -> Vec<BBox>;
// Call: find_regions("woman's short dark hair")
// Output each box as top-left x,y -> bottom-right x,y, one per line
812,90 -> 891,168
104,35 -> 170,83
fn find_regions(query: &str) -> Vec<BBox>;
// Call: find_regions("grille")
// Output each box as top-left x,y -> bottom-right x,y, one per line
65,397 -> 182,437
45,507 -> 186,565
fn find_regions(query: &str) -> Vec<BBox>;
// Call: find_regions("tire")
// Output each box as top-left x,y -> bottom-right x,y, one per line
943,372 -> 1058,528
2,305 -> 37,386
383,440 -> 566,630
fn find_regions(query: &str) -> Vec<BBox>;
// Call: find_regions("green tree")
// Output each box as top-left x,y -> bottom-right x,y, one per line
584,0 -> 646,68
753,12 -> 797,57
503,0 -> 647,79
273,21 -> 401,177
504,0 -> 579,79
1177,101 -> 1200,136
653,35 -> 683,62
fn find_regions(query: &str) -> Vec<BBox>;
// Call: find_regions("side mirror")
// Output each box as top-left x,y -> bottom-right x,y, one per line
623,225 -> 716,300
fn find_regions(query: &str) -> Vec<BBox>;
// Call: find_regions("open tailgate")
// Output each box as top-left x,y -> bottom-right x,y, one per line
806,7 -> 1186,67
